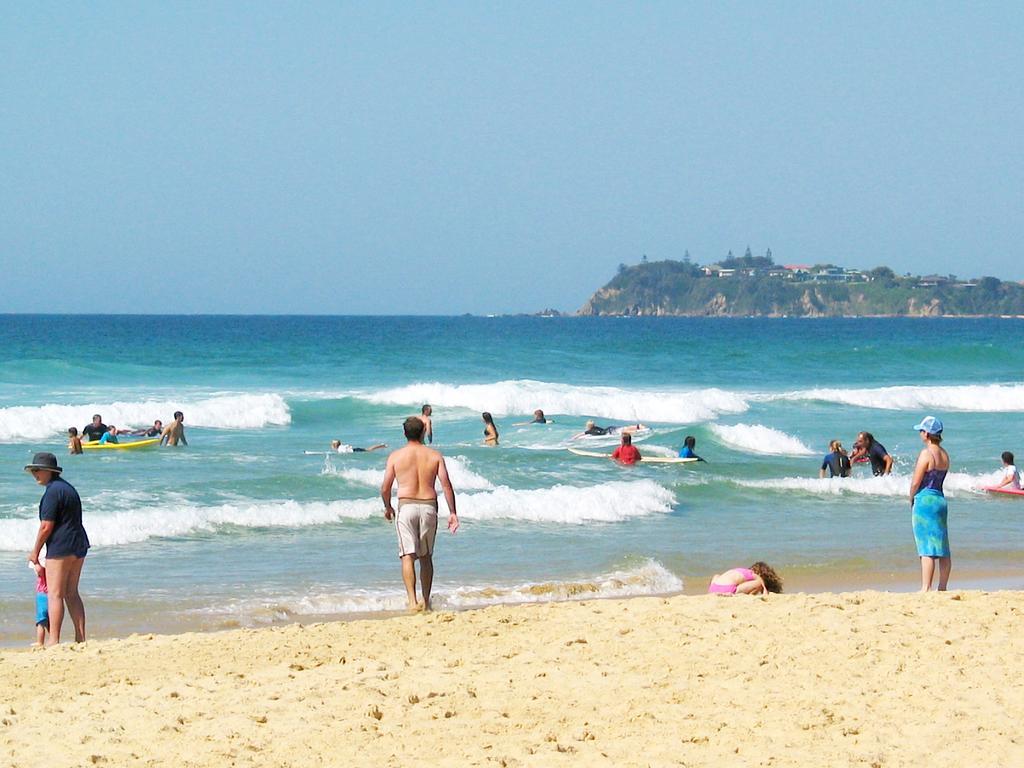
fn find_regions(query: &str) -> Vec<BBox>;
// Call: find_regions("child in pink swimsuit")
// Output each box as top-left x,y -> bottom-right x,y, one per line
708,562 -> 783,595
30,556 -> 49,645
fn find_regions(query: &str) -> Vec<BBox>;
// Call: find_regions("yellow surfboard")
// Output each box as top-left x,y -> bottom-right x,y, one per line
82,438 -> 161,450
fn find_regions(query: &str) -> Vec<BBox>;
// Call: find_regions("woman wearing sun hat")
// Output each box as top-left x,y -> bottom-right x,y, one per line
25,452 -> 89,644
908,416 -> 951,591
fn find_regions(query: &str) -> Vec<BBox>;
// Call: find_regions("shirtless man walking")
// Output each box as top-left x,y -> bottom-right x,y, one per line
380,416 -> 458,611
161,411 -> 188,446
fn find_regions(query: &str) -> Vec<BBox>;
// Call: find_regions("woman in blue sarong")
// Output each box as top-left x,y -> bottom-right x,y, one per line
909,416 -> 950,591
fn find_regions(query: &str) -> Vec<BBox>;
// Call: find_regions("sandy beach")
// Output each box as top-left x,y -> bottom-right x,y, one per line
2,590 -> 1022,767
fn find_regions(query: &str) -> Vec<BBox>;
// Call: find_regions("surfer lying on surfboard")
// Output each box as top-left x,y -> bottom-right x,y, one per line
331,439 -> 387,454
571,420 -> 648,440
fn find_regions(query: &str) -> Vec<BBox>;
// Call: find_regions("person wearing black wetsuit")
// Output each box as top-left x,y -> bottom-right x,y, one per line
81,414 -> 108,443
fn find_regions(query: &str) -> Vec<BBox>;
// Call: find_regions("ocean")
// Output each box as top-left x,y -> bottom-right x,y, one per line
1,315 -> 1021,645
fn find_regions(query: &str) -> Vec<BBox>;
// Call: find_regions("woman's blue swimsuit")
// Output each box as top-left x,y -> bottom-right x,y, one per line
912,469 -> 949,557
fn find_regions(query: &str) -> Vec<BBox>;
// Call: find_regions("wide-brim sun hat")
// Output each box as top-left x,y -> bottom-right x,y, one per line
913,415 -> 943,435
24,452 -> 62,474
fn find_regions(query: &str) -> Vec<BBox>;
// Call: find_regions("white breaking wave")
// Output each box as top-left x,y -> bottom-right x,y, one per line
197,560 -> 684,622
459,479 -> 675,524
733,470 -> 1003,498
766,383 -> 1024,412
325,455 -> 496,491
0,497 -> 380,551
360,379 -> 749,423
0,479 -> 675,550
709,423 -> 816,456
0,393 -> 291,441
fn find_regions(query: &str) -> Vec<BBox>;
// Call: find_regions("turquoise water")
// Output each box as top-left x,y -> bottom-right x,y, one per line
1,316 -> 1022,645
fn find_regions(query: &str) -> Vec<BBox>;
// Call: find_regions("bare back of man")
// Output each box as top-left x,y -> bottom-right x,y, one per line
381,417 -> 458,611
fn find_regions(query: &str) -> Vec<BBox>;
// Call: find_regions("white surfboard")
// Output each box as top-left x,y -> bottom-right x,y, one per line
567,447 -> 698,464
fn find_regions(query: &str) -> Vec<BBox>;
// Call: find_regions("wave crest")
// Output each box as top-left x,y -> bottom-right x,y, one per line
768,383 -> 1024,412
0,393 -> 291,441
0,479 -> 674,550
324,455 -> 495,491
709,423 -> 816,456
361,379 -> 748,423
732,470 -> 1002,498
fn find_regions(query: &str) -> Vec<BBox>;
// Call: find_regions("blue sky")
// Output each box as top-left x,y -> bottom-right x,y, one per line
2,3 -> 1022,314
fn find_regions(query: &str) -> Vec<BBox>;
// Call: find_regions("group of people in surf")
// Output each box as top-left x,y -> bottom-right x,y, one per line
66,412 -> 188,454
808,416 -> 970,592
818,431 -> 894,478
330,405 -> 701,467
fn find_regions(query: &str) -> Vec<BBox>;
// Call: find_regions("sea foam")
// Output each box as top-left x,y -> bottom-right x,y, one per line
732,470 -> 1003,498
324,455 -> 496,491
459,479 -> 676,524
767,383 -> 1024,412
361,379 -> 749,423
0,479 -> 675,550
0,393 -> 291,441
709,423 -> 816,456
197,559 -> 683,622
0,497 -> 380,551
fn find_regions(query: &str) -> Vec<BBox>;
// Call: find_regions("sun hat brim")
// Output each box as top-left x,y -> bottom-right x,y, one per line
24,463 -> 62,474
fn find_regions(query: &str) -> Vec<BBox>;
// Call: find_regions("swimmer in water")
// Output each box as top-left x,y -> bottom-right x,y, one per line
513,409 -> 549,426
571,420 -> 647,440
677,435 -> 705,461
331,439 -> 387,453
482,412 -> 499,446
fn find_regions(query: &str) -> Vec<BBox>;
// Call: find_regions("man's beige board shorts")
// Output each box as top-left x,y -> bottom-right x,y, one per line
395,499 -> 438,558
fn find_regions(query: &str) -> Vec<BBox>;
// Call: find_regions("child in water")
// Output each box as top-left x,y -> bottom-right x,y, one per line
708,562 -> 783,595
30,555 -> 48,646
67,427 -> 83,455
819,439 -> 851,478
995,451 -> 1021,490
678,435 -> 703,460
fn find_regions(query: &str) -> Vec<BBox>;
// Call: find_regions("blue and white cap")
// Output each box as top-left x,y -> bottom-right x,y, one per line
913,415 -> 943,435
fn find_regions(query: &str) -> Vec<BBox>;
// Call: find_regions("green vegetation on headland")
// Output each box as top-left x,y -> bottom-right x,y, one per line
578,250 -> 1024,317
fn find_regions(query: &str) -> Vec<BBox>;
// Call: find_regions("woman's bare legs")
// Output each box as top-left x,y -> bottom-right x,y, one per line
44,556 -> 86,644
937,556 -> 952,591
919,556 -> 936,592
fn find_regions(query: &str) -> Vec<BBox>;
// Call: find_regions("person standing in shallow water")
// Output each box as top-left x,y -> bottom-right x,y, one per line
852,431 -> 893,475
482,412 -> 499,446
381,417 -> 459,611
819,440 -> 851,478
419,404 -> 433,444
161,411 -> 187,446
611,432 -> 641,465
25,452 -> 89,644
909,416 -> 950,591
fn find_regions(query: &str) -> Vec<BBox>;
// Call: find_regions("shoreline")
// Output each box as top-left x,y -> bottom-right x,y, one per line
3,589 -> 1022,766
4,562 -> 1022,650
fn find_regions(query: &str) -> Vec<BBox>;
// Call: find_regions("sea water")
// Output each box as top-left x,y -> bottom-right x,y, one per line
1,315 -> 1021,645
